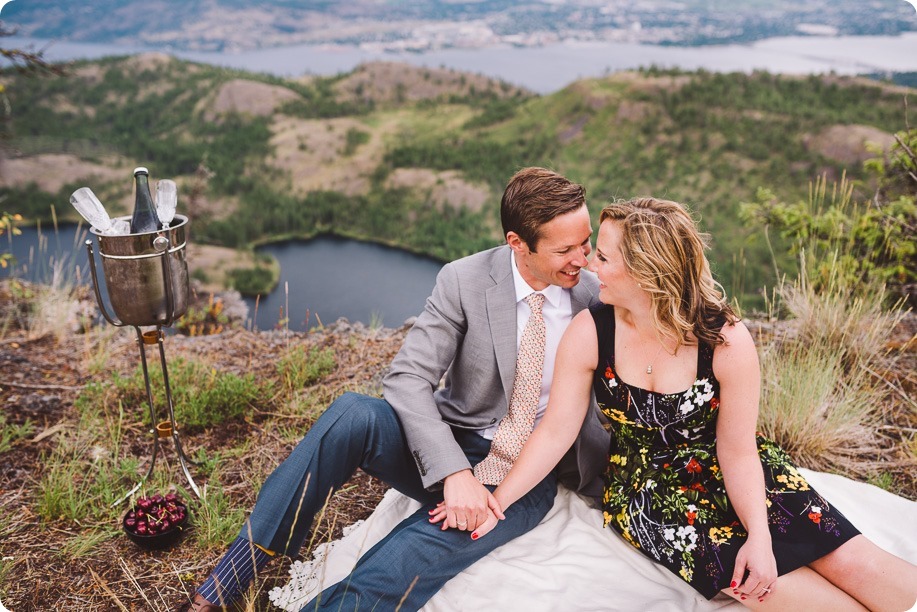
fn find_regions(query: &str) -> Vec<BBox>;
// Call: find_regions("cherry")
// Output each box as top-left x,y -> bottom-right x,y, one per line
125,492 -> 189,539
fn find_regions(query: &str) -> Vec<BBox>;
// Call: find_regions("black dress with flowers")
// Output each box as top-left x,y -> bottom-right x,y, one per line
590,305 -> 860,599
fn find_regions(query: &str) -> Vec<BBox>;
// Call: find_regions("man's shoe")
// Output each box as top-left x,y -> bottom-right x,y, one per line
175,593 -> 223,611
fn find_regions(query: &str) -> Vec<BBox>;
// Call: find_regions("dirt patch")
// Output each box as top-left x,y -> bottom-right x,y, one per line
607,71 -> 693,94
47,94 -> 97,119
564,81 -> 616,111
200,79 -> 303,121
120,52 -> 176,73
0,153 -> 129,193
804,124 -> 895,166
333,61 -> 528,106
616,100 -> 655,123
71,63 -> 105,85
268,115 -> 378,196
385,168 -> 492,212
558,115 -> 589,144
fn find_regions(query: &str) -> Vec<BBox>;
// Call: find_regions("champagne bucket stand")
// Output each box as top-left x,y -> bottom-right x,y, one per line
85,214 -> 202,505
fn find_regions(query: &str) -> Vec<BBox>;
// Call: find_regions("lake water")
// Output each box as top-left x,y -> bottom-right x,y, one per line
1,222 -> 95,289
248,236 -> 442,331
1,225 -> 443,330
4,33 -> 917,93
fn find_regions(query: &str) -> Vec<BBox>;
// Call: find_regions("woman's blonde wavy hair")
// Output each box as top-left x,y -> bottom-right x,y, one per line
600,197 -> 737,349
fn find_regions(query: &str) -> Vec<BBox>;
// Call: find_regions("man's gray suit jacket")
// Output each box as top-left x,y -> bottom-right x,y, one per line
382,244 -> 608,498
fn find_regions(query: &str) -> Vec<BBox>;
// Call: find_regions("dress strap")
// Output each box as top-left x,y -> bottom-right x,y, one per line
697,342 -> 715,379
697,313 -> 728,379
589,303 -> 616,368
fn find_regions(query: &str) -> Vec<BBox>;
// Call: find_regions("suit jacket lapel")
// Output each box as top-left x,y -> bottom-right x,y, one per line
486,249 -> 517,409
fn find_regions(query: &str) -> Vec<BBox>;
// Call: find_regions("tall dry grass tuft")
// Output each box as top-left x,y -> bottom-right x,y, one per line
11,213 -> 95,343
756,251 -> 909,478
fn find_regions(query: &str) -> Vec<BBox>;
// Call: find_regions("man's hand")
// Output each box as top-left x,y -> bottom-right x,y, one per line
427,469 -> 505,532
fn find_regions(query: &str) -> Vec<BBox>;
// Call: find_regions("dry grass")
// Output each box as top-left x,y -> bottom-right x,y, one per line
756,257 -> 915,484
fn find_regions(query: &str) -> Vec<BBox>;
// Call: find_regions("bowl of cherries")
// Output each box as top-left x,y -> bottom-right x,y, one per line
123,492 -> 190,550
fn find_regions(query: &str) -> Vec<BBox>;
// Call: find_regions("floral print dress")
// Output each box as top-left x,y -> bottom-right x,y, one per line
590,305 -> 860,599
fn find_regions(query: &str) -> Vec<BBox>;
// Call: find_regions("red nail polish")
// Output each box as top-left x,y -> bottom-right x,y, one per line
471,533 -> 479,540
759,598 -> 764,603
733,591 -> 739,595
741,596 -> 746,601
730,581 -> 737,588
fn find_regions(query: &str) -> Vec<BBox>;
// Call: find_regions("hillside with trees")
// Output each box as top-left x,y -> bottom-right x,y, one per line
0,54 -> 912,305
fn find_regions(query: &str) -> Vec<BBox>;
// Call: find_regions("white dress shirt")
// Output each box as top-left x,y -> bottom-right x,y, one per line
478,250 -> 574,439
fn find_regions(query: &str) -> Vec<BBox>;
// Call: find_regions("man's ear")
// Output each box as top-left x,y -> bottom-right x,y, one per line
506,231 -> 529,254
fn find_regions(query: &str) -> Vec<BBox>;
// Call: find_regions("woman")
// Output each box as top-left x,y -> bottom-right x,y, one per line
455,198 -> 917,609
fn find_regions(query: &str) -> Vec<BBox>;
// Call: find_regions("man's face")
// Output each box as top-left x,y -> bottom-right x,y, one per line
508,205 -> 592,291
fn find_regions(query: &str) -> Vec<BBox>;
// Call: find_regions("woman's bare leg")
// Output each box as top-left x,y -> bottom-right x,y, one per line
721,564 -> 866,611
809,534 -> 917,612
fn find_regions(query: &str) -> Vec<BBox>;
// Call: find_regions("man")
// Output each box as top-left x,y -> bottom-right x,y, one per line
189,167 -> 607,611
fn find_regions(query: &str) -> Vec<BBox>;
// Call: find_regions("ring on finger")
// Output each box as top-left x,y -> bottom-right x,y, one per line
457,521 -> 467,528
762,588 -> 771,594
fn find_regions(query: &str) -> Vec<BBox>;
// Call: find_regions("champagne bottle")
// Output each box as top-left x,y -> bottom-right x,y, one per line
130,167 -> 160,234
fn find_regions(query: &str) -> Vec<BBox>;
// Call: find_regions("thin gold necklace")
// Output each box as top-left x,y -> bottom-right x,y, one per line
645,342 -> 665,375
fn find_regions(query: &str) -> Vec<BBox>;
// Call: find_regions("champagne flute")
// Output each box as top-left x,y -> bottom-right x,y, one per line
155,179 -> 178,229
70,187 -> 114,234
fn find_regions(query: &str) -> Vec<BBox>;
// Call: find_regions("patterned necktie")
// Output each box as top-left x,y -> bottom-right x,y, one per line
474,292 -> 547,485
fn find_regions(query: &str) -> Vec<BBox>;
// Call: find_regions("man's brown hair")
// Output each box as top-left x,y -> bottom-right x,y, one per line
501,167 -> 586,252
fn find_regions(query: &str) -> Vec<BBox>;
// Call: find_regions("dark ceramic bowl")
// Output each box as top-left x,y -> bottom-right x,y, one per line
122,501 -> 190,550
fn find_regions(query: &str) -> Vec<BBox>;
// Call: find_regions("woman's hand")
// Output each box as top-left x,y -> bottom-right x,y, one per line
731,535 -> 777,603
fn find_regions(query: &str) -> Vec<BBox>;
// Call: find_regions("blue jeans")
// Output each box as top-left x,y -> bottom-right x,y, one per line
243,392 -> 557,611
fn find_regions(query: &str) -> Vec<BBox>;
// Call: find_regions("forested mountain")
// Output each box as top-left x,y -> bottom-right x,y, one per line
0,54 -> 910,304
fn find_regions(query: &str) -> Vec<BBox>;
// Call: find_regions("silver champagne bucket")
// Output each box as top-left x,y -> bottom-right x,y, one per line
88,214 -> 190,326
85,213 -> 202,503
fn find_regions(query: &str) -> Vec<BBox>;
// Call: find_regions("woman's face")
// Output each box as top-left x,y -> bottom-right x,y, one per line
587,220 -> 642,305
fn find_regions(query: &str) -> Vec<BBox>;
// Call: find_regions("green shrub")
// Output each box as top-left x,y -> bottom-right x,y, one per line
343,127 -> 370,156
227,265 -> 277,296
94,358 -> 271,430
0,413 -> 34,454
276,345 -> 336,394
741,129 -> 917,302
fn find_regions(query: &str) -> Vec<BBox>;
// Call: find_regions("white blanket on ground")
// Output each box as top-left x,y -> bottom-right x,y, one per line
269,469 -> 917,611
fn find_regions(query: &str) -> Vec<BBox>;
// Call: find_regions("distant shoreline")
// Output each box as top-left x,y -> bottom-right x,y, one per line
5,33 -> 917,94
